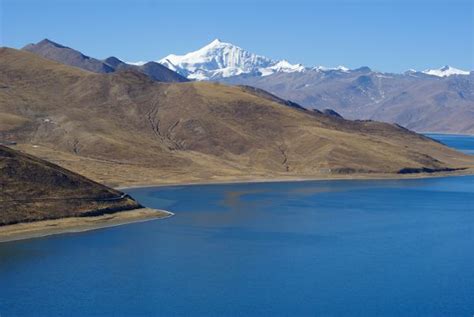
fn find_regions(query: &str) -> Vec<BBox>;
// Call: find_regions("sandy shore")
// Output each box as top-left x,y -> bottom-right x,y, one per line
0,208 -> 173,243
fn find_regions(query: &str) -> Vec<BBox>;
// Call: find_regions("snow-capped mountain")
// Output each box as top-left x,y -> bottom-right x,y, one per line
158,39 -> 306,80
129,38 -> 471,81
422,65 -> 470,77
259,60 -> 306,76
313,65 -> 350,72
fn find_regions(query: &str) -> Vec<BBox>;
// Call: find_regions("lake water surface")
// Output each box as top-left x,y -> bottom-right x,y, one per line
1,134 -> 473,316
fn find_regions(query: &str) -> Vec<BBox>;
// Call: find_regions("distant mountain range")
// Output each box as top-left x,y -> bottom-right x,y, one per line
137,38 -> 471,81
221,67 -> 474,134
19,39 -> 474,134
151,39 -> 474,134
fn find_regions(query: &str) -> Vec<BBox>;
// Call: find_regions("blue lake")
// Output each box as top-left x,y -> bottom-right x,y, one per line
1,134 -> 473,316
426,133 -> 474,155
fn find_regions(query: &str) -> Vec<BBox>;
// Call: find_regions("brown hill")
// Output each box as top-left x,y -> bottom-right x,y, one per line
0,145 -> 141,226
0,47 -> 473,186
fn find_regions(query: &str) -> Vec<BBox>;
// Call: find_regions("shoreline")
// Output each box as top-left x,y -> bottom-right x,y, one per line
422,131 -> 474,137
3,169 -> 473,244
0,208 -> 174,243
117,168 -> 474,191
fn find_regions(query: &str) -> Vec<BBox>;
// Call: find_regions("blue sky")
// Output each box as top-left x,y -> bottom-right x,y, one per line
1,0 -> 473,72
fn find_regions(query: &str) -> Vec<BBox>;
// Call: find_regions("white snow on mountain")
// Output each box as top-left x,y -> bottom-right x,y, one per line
313,65 -> 350,72
422,65 -> 470,77
130,39 -> 471,80
157,39 -> 306,80
127,61 -> 147,66
259,60 -> 306,76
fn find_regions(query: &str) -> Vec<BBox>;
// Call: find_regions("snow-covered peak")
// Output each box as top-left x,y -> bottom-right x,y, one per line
403,69 -> 422,77
313,65 -> 350,72
157,39 -> 305,80
127,42 -> 472,80
422,65 -> 470,77
127,61 -> 147,66
203,38 -> 225,48
260,60 -> 306,77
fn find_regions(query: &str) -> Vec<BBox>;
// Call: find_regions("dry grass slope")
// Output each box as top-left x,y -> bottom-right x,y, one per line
0,145 -> 141,225
1,47 -> 473,187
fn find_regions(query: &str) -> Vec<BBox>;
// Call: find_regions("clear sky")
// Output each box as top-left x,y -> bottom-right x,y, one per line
1,0 -> 473,72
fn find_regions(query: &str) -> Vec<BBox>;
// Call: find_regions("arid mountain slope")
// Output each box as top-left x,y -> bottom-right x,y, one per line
0,48 -> 472,186
23,39 -> 188,83
0,145 -> 140,225
23,39 -> 472,134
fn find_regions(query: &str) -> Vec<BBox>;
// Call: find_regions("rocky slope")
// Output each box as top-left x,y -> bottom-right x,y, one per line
0,48 -> 472,186
23,39 -> 188,83
0,145 -> 141,226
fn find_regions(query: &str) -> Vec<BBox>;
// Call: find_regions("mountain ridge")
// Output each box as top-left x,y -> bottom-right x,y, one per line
148,39 -> 471,80
423,65 -> 471,77
1,47 -> 473,188
158,39 -> 305,80
16,39 -> 474,134
22,39 -> 188,83
221,68 -> 474,134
